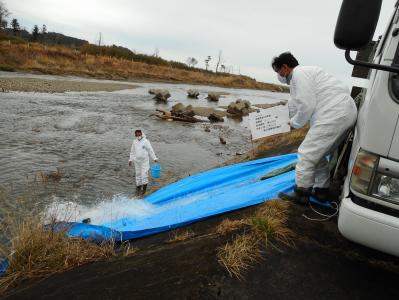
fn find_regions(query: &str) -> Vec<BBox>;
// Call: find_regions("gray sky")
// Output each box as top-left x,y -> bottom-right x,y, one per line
6,0 -> 397,85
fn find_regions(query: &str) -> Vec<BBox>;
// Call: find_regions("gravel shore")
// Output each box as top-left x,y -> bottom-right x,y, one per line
0,77 -> 137,93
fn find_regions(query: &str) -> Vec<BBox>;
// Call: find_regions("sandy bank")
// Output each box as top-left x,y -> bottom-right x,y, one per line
0,77 -> 137,93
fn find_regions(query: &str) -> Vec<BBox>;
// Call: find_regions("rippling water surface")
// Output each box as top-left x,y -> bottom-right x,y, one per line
0,73 -> 288,212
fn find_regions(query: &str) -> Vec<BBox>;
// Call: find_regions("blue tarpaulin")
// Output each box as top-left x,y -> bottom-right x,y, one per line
67,153 -> 298,241
0,259 -> 8,277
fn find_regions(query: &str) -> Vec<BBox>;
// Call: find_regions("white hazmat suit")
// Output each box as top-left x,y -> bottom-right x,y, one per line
128,134 -> 157,186
289,66 -> 357,188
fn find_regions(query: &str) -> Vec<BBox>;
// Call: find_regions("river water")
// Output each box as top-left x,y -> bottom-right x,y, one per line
0,73 -> 288,215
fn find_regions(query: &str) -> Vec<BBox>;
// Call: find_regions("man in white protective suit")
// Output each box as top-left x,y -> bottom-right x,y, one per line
128,129 -> 158,196
272,52 -> 358,204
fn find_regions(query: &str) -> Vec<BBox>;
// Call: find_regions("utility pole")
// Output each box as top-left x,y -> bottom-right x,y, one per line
98,32 -> 102,47
215,50 -> 222,73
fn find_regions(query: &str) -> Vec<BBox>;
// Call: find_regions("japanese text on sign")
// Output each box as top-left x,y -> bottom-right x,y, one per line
249,105 -> 290,140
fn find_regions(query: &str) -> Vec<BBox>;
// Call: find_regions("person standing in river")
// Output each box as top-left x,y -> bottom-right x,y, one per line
128,130 -> 158,196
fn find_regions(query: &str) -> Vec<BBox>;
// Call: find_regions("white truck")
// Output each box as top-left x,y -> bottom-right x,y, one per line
334,0 -> 399,256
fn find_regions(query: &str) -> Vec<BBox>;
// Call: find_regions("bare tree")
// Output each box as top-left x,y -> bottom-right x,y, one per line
11,18 -> 20,35
153,48 -> 159,57
32,25 -> 39,41
186,57 -> 198,67
215,50 -> 222,73
41,24 -> 47,34
205,56 -> 211,71
0,1 -> 10,30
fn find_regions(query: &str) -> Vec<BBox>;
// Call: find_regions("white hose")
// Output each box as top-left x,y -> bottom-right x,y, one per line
302,200 -> 339,222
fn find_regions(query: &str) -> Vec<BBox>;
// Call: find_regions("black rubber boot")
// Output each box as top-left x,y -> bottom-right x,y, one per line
135,185 -> 142,196
312,187 -> 330,203
278,186 -> 312,205
142,184 -> 147,196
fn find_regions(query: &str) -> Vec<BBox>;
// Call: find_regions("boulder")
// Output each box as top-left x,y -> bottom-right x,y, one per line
184,105 -> 195,117
227,99 -> 252,116
208,113 -> 224,123
171,103 -> 195,117
206,93 -> 220,102
153,89 -> 171,101
219,136 -> 227,145
148,88 -> 157,95
187,89 -> 200,99
279,100 -> 288,106
171,103 -> 185,114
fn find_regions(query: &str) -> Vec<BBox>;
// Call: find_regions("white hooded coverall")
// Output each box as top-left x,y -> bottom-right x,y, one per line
129,134 -> 157,186
289,66 -> 357,188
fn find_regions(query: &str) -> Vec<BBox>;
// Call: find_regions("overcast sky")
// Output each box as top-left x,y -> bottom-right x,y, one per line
5,0 -> 398,85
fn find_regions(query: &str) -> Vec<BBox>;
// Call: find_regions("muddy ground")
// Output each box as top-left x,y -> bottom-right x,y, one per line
3,146 -> 399,300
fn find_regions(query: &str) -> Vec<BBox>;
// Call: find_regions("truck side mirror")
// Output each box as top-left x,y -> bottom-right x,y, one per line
334,0 -> 382,50
335,0 -> 399,74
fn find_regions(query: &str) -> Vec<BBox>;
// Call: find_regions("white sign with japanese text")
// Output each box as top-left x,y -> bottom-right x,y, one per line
249,105 -> 290,140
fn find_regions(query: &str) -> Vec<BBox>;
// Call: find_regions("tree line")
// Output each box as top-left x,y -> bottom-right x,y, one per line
0,1 -> 237,75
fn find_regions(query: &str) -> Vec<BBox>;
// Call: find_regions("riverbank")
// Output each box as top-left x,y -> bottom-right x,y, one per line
3,134 -> 399,300
0,42 -> 285,91
0,77 -> 137,93
2,77 -> 397,299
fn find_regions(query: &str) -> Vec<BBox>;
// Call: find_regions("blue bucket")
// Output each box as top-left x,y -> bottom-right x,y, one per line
151,163 -> 161,179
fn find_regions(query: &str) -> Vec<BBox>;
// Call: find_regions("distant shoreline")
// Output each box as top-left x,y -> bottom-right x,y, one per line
0,76 -> 138,93
0,42 -> 288,93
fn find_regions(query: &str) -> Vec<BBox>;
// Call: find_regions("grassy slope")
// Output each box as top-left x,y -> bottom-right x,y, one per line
0,41 -> 285,91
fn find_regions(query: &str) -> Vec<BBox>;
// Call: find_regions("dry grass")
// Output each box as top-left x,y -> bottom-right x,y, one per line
0,188 -> 116,294
120,242 -> 139,257
249,126 -> 309,159
167,229 -> 195,243
0,217 -> 115,294
217,234 -> 262,280
34,168 -> 63,184
250,200 -> 295,248
0,42 -> 284,91
217,200 -> 294,279
215,219 -> 248,235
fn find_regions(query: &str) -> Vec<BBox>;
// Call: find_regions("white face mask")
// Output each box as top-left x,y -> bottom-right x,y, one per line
136,136 -> 143,141
277,74 -> 288,84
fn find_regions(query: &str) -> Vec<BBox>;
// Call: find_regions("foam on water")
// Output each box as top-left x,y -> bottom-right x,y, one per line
44,188 -> 213,230
45,195 -> 156,225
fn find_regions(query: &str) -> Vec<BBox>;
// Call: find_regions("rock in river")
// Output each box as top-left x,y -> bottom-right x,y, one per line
187,89 -> 200,99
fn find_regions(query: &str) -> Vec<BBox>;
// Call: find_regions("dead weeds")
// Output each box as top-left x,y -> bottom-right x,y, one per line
215,219 -> 248,235
34,167 -> 63,184
167,229 -> 195,243
217,200 -> 294,279
0,188 -> 116,294
0,217 -> 115,294
0,42 -> 283,91
217,233 -> 262,280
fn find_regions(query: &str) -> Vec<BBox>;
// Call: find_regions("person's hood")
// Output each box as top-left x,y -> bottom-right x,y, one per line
135,131 -> 147,141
